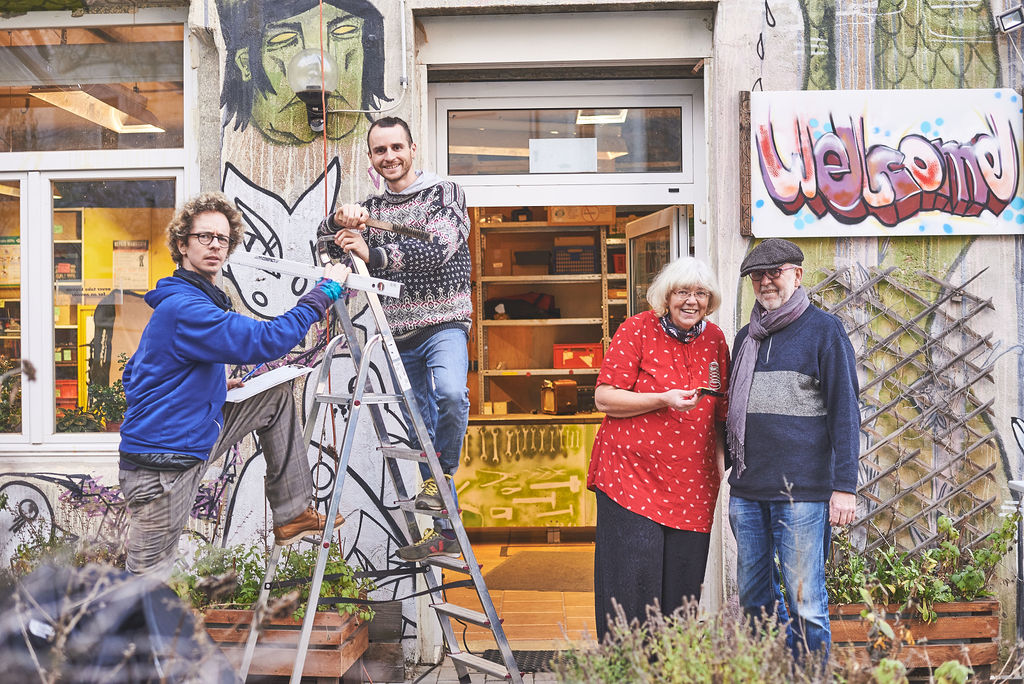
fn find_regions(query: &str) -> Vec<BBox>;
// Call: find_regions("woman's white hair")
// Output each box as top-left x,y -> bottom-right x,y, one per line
645,256 -> 722,316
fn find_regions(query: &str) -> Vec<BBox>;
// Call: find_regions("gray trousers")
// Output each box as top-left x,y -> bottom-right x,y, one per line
119,383 -> 313,577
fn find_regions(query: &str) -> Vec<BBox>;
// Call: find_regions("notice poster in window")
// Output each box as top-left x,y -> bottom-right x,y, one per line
0,236 -> 19,285
113,240 -> 149,291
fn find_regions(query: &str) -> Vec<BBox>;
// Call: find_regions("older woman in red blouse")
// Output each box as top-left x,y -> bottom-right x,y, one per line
588,256 -> 728,639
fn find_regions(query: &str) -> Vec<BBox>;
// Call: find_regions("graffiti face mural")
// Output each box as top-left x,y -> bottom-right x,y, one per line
218,0 -> 387,145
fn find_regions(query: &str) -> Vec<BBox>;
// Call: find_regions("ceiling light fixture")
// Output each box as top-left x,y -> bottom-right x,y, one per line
29,84 -> 164,134
575,109 -> 628,125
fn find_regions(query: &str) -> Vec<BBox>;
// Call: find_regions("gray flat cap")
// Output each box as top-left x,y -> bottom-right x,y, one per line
739,238 -> 804,276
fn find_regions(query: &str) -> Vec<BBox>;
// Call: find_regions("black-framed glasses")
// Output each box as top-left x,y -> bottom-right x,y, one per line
748,265 -> 798,281
188,232 -> 231,248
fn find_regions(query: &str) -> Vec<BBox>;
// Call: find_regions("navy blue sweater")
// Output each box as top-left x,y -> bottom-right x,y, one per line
727,305 -> 860,501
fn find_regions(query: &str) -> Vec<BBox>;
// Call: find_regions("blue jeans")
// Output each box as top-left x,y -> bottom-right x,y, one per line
399,328 -> 469,529
729,496 -> 831,660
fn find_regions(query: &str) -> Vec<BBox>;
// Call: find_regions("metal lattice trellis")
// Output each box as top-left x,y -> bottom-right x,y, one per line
809,265 -> 1002,553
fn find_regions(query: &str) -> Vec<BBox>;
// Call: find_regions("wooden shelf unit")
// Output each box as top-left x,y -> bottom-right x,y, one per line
472,207 -> 626,416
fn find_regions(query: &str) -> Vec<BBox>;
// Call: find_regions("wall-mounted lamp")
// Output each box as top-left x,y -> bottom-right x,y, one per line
287,50 -> 339,133
997,5 -> 1024,32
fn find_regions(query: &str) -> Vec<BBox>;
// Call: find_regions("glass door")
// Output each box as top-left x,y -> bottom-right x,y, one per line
0,177 -> 24,435
625,206 -> 692,316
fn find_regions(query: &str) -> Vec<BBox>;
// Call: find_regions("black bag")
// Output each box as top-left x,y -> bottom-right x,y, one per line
484,292 -> 559,319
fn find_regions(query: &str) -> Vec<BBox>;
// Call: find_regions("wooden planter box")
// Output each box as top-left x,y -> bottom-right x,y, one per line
830,600 -> 1000,674
203,608 -> 368,681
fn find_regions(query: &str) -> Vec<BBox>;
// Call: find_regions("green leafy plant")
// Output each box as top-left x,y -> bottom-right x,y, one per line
88,353 -> 129,426
55,405 -> 103,432
827,511 -> 1022,622
0,355 -> 22,432
171,542 -> 375,623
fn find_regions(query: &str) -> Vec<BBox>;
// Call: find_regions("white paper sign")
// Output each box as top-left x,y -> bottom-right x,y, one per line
529,138 -> 598,174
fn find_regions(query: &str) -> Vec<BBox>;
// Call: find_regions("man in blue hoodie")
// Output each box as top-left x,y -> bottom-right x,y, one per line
726,238 -> 860,662
118,191 -> 351,578
319,116 -> 471,561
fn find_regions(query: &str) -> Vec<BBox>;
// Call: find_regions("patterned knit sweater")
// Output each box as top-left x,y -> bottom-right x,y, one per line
318,171 -> 472,348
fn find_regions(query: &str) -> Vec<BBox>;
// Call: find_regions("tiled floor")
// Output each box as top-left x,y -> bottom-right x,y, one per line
407,541 -> 598,682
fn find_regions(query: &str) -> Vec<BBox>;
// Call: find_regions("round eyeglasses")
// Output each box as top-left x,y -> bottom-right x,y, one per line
188,232 -> 232,248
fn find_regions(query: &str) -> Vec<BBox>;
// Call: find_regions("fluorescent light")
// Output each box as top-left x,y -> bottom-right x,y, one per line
575,109 -> 628,125
998,5 -> 1024,31
30,84 -> 164,134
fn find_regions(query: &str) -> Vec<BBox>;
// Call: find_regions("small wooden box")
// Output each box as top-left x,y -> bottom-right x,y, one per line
541,379 -> 578,415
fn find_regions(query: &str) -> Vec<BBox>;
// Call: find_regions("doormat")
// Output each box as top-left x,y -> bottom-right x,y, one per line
481,649 -> 571,673
482,550 -> 593,592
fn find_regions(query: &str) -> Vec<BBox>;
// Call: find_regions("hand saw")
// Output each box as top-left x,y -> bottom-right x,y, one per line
228,251 -> 403,299
321,217 -> 439,244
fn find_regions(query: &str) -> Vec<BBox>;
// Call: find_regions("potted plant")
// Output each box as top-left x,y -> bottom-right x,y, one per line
88,353 -> 129,431
172,542 -> 374,679
827,511 -> 1022,676
55,404 -> 104,432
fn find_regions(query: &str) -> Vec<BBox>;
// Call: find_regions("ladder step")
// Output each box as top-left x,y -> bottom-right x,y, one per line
424,555 -> 479,574
316,392 -> 405,405
395,500 -> 452,517
449,651 -> 512,679
432,602 -> 496,628
379,446 -> 428,462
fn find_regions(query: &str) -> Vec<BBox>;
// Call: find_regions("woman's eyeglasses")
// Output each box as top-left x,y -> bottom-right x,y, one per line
748,265 -> 797,281
188,232 -> 232,248
671,289 -> 710,301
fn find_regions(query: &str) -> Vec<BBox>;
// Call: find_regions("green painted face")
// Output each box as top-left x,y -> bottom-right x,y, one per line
237,5 -> 366,145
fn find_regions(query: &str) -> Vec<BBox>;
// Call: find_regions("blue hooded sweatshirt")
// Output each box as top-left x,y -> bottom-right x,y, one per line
118,274 -> 323,460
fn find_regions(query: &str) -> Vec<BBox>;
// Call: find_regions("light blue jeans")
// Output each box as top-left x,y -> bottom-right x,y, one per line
729,496 -> 831,661
398,327 -> 469,530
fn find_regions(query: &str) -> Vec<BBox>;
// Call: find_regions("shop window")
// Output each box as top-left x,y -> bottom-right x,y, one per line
447,107 -> 683,176
52,179 -> 176,433
0,24 -> 184,152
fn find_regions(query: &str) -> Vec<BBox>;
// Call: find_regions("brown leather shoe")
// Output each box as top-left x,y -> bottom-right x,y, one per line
273,506 -> 345,546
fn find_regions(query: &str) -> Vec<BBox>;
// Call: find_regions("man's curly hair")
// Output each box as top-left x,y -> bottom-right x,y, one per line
166,192 -> 245,266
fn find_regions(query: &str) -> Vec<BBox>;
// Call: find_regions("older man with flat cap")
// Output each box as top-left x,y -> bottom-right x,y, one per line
726,238 -> 860,661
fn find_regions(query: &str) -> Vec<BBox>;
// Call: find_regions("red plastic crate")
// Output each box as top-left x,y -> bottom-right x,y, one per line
553,343 -> 603,369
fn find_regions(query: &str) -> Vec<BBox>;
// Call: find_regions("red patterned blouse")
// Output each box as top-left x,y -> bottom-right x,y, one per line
587,310 -> 729,533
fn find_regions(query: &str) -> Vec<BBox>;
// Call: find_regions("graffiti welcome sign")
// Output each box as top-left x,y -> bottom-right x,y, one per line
750,89 -> 1024,236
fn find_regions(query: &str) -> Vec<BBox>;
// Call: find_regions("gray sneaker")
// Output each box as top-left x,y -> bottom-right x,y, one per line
396,529 -> 461,561
414,475 -> 450,511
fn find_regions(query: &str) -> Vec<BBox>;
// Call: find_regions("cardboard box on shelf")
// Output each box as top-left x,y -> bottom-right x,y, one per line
554,235 -> 595,247
548,206 -> 615,225
485,248 -> 511,276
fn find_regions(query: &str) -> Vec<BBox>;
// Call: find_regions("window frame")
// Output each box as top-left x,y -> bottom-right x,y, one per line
430,79 -> 705,207
0,8 -> 191,455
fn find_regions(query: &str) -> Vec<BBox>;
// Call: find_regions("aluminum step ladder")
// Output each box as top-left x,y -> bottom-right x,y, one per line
238,256 -> 523,684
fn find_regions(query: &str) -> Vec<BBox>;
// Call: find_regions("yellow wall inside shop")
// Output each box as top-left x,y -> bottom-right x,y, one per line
81,207 -> 175,288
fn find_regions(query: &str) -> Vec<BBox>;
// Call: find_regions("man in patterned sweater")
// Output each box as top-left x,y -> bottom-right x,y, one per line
726,238 -> 860,662
320,116 -> 471,561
